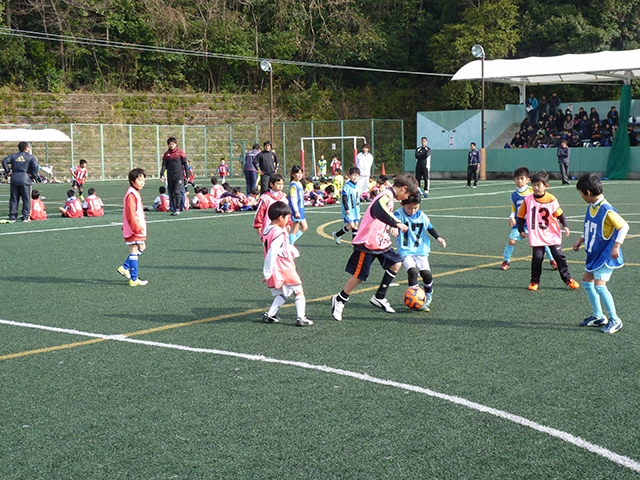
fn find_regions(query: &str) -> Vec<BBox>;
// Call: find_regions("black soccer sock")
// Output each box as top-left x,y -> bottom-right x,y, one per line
375,270 -> 396,299
420,269 -> 433,293
338,290 -> 350,303
351,228 -> 358,239
335,227 -> 347,237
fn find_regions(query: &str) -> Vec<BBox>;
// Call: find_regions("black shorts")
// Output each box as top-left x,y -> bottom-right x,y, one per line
345,248 -> 403,281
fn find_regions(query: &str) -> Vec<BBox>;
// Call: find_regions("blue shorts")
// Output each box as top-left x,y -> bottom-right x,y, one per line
292,210 -> 306,222
346,248 -> 403,281
343,211 -> 360,224
509,226 -> 526,241
589,265 -> 615,282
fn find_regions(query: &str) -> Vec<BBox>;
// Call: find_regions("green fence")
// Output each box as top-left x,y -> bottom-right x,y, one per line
0,120 -> 404,181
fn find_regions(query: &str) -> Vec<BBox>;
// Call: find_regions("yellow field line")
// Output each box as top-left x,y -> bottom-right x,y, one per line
0,338 -> 106,361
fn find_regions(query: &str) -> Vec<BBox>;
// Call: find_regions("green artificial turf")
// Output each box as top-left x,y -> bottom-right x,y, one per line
0,178 -> 639,479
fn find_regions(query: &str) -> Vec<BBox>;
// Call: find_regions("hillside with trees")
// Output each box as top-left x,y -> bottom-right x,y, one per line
1,0 -> 640,130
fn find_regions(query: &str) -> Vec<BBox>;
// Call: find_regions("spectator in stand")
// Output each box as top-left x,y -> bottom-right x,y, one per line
563,114 -> 573,133
589,107 -> 600,124
510,132 -> 525,148
629,126 -> 638,147
601,123 -> 613,146
579,114 -> 591,140
537,95 -> 548,119
607,106 -> 619,128
590,122 -> 603,145
548,92 -> 561,115
526,93 -> 538,125
519,117 -> 530,134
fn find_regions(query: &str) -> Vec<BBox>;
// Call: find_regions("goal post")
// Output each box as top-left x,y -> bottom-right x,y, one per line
300,136 -> 367,177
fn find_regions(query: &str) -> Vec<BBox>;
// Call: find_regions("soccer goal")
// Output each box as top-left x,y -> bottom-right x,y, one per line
300,136 -> 367,177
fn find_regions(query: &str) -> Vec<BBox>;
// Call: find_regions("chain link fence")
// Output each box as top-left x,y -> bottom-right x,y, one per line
0,120 -> 404,181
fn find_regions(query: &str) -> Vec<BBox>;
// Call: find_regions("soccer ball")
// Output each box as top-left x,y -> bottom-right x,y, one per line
404,286 -> 426,310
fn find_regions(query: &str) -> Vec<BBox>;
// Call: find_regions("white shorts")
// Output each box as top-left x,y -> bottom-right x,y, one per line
402,254 -> 431,272
270,284 -> 303,298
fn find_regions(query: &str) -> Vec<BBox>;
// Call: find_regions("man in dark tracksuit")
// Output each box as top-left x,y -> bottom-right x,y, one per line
415,137 -> 431,198
254,141 -> 279,194
160,137 -> 189,216
2,142 -> 39,222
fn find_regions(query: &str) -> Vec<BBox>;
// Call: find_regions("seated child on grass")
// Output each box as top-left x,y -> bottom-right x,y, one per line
59,189 -> 83,218
83,187 -> 104,217
30,190 -> 47,220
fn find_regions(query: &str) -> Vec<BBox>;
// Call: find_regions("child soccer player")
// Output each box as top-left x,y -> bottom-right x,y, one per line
191,186 -> 210,209
332,167 -> 361,244
152,186 -> 170,212
501,167 -> 558,271
30,190 -> 47,220
572,174 -> 629,334
517,170 -> 580,291
83,187 -> 104,217
58,189 -> 83,218
330,155 -> 341,176
217,158 -> 229,183
394,194 -> 446,311
288,165 -> 307,245
253,174 -> 286,240
118,168 -> 148,286
210,176 -> 225,199
70,159 -> 88,200
331,174 -> 419,321
262,201 -> 313,326
317,154 -> 327,178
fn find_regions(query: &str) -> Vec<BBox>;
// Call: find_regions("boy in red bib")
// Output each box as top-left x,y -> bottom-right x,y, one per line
30,190 -> 47,220
253,174 -> 287,240
70,159 -> 88,200
118,169 -> 148,286
83,188 -> 104,217
59,189 -> 83,218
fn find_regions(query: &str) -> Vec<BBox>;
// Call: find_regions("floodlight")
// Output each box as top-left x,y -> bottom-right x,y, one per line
471,44 -> 485,59
260,60 -> 272,72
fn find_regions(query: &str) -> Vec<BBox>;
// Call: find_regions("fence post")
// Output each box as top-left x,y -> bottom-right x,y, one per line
229,124 -> 234,176
156,125 -> 161,178
100,124 -> 105,180
69,123 -> 75,168
371,119 -> 375,176
129,124 -> 133,170
203,125 -> 208,177
281,122 -> 286,175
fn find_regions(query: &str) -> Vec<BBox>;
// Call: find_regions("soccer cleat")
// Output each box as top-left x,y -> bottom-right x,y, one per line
579,315 -> 608,327
129,278 -> 148,286
425,291 -> 433,308
296,316 -> 313,326
332,231 -> 341,245
527,282 -> 539,291
472,185 -> 477,188
170,211 -> 180,216
370,295 -> 395,313
117,266 -> 131,279
566,278 -> 580,290
22,218 -> 30,223
500,261 -> 510,271
550,260 -> 559,270
601,319 -> 623,334
422,193 -> 429,199
262,313 -> 280,323
331,295 -> 344,321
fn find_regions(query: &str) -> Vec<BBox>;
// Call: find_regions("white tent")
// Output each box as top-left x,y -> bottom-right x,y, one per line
0,128 -> 71,142
452,49 -> 640,103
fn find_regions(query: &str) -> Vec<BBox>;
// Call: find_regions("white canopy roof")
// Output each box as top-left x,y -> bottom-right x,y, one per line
0,128 -> 71,142
452,49 -> 640,86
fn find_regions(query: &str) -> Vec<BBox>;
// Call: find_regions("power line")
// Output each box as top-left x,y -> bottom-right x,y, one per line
0,28 -> 452,78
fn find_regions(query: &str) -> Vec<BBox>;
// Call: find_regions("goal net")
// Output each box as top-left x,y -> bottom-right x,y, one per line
300,136 -> 367,177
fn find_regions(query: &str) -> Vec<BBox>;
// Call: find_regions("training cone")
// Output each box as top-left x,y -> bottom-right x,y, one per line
381,163 -> 386,175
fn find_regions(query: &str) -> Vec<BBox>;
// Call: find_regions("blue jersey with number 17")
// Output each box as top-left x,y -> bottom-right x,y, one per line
394,208 -> 433,257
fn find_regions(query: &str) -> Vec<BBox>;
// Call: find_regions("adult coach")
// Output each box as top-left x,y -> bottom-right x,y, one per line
254,141 -> 279,194
159,137 -> 189,216
415,137 -> 431,198
355,143 -> 373,194
2,141 -> 39,222
243,143 -> 261,195
557,139 -> 571,185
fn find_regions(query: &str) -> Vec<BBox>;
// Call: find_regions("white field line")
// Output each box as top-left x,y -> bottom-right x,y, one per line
1,317 -> 639,473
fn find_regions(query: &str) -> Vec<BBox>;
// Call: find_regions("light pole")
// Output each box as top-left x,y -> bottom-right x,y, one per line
471,44 -> 486,180
260,60 -> 274,145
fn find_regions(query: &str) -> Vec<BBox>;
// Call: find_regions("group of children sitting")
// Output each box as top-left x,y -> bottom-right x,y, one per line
149,176 -> 259,214
29,187 -> 104,220
304,168 -> 394,206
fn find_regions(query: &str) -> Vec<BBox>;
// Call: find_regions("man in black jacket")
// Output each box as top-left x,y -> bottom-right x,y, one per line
414,137 -> 431,198
254,141 -> 279,194
159,137 -> 189,215
2,142 -> 39,222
